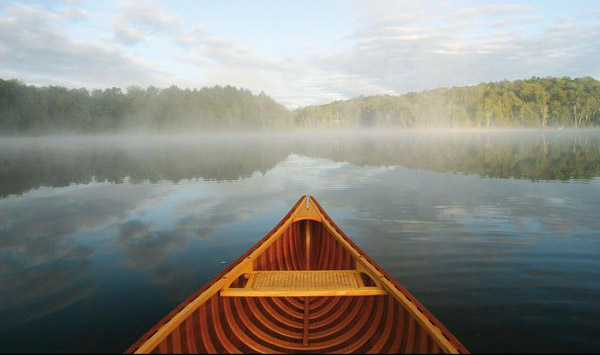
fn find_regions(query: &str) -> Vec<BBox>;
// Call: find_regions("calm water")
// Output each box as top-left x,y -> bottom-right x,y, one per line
0,130 -> 599,353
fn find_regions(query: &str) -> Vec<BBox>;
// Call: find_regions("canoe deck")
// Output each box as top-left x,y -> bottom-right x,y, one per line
125,196 -> 468,354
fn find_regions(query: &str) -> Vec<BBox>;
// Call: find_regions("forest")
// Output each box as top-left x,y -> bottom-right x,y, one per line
0,76 -> 599,133
0,80 -> 292,133
294,77 -> 600,128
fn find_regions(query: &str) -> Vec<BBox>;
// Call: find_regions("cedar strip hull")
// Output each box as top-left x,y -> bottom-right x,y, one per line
125,196 -> 468,354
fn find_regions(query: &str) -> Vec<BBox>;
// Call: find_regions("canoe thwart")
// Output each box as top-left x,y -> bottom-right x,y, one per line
221,270 -> 388,297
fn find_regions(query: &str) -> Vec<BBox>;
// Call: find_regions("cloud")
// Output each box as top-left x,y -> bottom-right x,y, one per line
306,2 -> 600,99
61,7 -> 88,21
447,3 -> 533,20
111,0 -> 181,46
112,22 -> 146,45
0,3 -> 166,87
116,0 -> 179,34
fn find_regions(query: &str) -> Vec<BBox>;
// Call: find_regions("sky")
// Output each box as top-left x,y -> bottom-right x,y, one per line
0,0 -> 598,108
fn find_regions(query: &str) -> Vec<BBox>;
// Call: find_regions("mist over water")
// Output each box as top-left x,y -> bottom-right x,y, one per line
1,129 -> 600,353
1,129 -> 600,197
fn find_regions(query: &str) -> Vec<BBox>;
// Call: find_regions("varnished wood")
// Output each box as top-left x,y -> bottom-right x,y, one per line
126,196 -> 469,354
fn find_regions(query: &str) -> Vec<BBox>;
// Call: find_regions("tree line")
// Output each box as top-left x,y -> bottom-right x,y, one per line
1,76 -> 599,133
0,80 -> 292,133
295,77 -> 600,128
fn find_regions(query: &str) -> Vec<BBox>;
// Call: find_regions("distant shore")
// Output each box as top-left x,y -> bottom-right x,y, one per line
1,77 -> 599,134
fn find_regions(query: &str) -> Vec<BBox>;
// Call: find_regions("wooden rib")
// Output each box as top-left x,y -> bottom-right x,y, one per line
322,226 -> 332,269
295,227 -> 303,270
335,296 -> 386,353
287,231 -> 298,271
404,316 -> 417,353
184,317 -> 198,354
197,303 -> 215,353
309,297 -> 346,321
281,232 -> 290,270
245,298 -> 303,339
388,302 -> 406,353
210,298 -> 241,354
255,297 -> 303,329
265,297 -> 304,322
366,297 -> 395,354
419,327 -> 430,353
275,297 -> 304,315
273,236 -> 281,270
310,297 -> 365,338
232,298 -> 307,350
284,296 -> 304,310
158,341 -> 167,354
310,296 -> 376,348
224,297 -> 276,354
308,295 -> 332,313
287,232 -> 295,270
171,327 -> 181,354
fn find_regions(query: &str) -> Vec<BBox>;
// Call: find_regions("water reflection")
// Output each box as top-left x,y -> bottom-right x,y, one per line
0,130 -> 599,352
1,130 -> 600,198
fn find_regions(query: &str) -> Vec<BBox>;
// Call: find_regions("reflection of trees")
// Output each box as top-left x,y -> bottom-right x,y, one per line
1,131 -> 599,197
300,131 -> 600,182
0,138 -> 290,197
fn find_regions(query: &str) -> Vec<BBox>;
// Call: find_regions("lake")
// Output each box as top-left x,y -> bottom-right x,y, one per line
0,129 -> 599,353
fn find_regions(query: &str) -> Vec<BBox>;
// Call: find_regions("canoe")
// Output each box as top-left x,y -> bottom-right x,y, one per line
125,196 -> 468,354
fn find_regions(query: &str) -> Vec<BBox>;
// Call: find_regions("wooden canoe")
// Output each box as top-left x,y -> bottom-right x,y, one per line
125,196 -> 468,354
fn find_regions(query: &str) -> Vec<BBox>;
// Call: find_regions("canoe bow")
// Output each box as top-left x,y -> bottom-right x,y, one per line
125,196 -> 468,354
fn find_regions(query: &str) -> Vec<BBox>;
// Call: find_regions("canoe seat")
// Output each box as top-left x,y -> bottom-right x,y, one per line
221,270 -> 387,297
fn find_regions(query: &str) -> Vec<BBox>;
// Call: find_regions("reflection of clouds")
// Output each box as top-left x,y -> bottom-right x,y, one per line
309,163 -> 600,253
0,184 -> 155,263
0,183 -> 157,329
175,217 -> 213,239
175,209 -> 249,239
114,199 -> 261,287
117,220 -> 187,284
